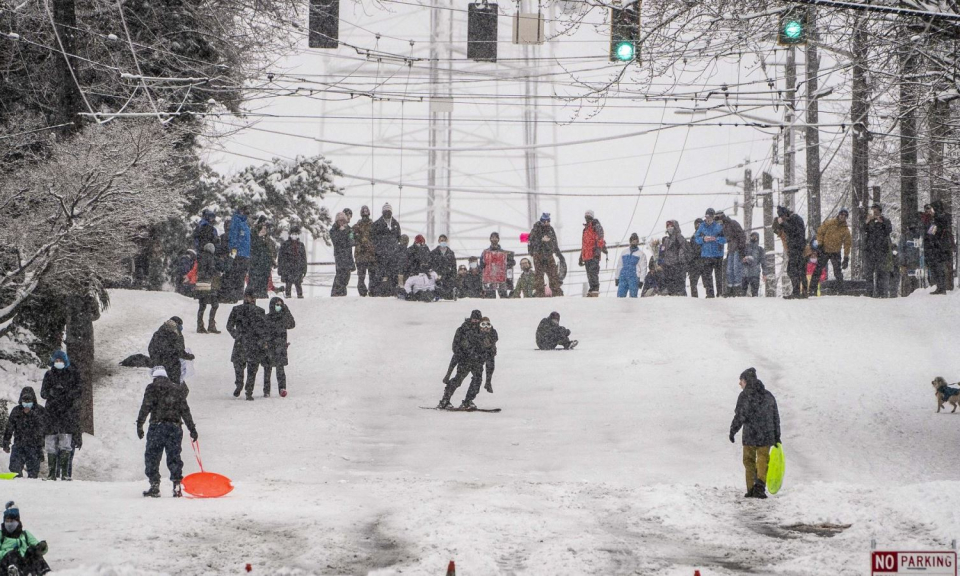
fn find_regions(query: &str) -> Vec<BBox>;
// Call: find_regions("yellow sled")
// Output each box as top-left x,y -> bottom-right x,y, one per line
767,443 -> 785,494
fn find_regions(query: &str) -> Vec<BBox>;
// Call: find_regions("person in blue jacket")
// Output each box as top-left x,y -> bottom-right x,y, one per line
223,206 -> 252,302
615,233 -> 647,298
694,208 -> 726,298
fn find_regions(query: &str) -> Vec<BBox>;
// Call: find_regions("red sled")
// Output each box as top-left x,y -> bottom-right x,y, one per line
182,440 -> 234,498
482,250 -> 508,285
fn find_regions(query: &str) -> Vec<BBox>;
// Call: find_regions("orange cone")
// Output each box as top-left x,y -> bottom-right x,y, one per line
446,560 -> 456,576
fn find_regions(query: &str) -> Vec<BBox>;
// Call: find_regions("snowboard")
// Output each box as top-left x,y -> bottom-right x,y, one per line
420,406 -> 502,413
767,443 -> 785,494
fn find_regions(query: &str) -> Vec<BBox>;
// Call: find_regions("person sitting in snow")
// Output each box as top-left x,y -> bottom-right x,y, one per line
729,367 -> 781,499
0,502 -> 51,575
137,366 -> 198,498
40,351 -> 82,481
535,312 -> 578,350
263,297 -> 296,398
402,268 -> 439,302
2,388 -> 47,479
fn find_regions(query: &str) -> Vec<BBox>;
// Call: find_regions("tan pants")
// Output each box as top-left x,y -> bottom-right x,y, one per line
742,445 -> 771,490
533,254 -> 563,297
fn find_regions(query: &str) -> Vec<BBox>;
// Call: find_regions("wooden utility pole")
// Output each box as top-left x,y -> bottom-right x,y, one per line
850,14 -> 870,279
743,168 -> 754,233
929,97 -> 950,210
52,0 -> 82,134
762,172 -> 776,296
784,47 -> 797,211
805,6 -> 822,229
898,9 -> 920,240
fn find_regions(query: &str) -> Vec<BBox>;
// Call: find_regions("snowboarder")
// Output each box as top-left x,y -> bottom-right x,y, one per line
2,388 -> 46,479
615,233 -> 646,298
0,502 -> 51,576
808,208 -> 851,296
536,312 -> 578,350
694,208 -> 726,298
148,317 -> 194,386
438,310 -> 485,410
353,206 -> 376,297
660,220 -> 687,296
479,232 -> 516,298
40,351 -> 81,481
729,367 -> 781,499
226,289 -> 268,401
579,210 -> 607,297
248,217 -> 276,298
278,225 -> 308,299
774,206 -> 807,299
510,258 -> 536,298
137,366 -> 198,498
461,257 -> 483,298
225,206 -> 252,302
686,218 -> 704,297
717,211 -> 746,297
430,234 -> 458,299
529,213 -> 564,297
371,203 -> 402,297
330,214 -> 355,297
479,317 -> 498,393
195,242 -> 224,334
863,204 -> 893,298
263,297 -> 295,397
741,232 -> 770,297
403,269 -> 439,302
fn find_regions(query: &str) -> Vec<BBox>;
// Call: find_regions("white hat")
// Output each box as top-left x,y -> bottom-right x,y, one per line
382,203 -> 393,212
151,366 -> 168,379
585,210 -> 595,218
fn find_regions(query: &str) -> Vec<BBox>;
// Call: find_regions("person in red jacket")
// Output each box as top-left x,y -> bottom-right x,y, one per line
579,210 -> 607,297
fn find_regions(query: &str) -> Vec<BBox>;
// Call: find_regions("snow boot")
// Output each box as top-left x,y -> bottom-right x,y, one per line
437,399 -> 452,409
233,383 -> 243,398
246,394 -> 254,401
207,319 -> 221,334
460,400 -> 477,411
484,381 -> 493,393
58,451 -> 71,481
172,481 -> 183,498
751,480 -> 767,499
8,565 -> 20,576
196,319 -> 207,334
567,340 -> 579,350
279,388 -> 287,398
45,453 -> 58,481
143,482 -> 161,498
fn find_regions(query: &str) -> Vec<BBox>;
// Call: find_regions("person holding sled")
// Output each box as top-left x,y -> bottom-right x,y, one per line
137,366 -> 198,498
263,297 -> 296,397
148,316 -> 194,386
0,502 -> 51,576
2,388 -> 46,479
226,289 -> 268,401
536,312 -> 578,350
479,232 -> 516,298
40,351 -> 82,481
479,317 -> 498,393
729,367 -> 781,499
195,242 -> 225,334
438,310 -> 485,410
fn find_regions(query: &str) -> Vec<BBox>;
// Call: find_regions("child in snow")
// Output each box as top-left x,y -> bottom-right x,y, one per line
0,502 -> 51,575
804,244 -> 827,297
40,351 -> 82,481
263,297 -> 296,397
479,317 -> 499,393
2,388 -> 47,479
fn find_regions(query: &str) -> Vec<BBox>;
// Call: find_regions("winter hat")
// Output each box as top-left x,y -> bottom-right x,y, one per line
382,203 -> 393,213
490,231 -> 500,240
629,233 -> 640,242
186,248 -> 197,256
705,208 -> 716,217
470,310 -> 483,321
360,205 -> 370,216
170,316 -> 183,327
549,311 -> 560,320
202,208 -> 216,220
838,208 -> 849,217
244,287 -> 258,299
204,243 -> 216,254
480,316 -> 491,325
414,234 -> 426,245
50,350 -> 70,368
540,212 -> 551,222
750,232 -> 760,241
739,367 -> 758,385
585,210 -> 595,219
290,225 -> 301,234
343,208 -> 353,217
151,366 -> 168,379
871,203 -> 883,212
4,502 -> 18,521
777,206 -> 790,218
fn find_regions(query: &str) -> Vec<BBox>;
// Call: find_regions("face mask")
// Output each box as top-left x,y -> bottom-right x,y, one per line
274,305 -> 282,312
291,234 -> 299,240
666,226 -> 675,234
383,212 -> 392,220
53,361 -> 65,370
439,242 -> 448,248
751,238 -> 759,243
469,263 -> 477,270
21,402 -> 33,409
177,324 -> 183,332
3,521 -> 17,533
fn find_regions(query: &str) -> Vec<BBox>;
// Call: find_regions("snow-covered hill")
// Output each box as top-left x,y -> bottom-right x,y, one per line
5,290 -> 960,575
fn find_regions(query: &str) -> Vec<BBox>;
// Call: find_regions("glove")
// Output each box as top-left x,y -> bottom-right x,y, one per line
729,433 -> 736,444
137,426 -> 144,440
190,430 -> 199,442
842,257 -> 849,270
35,541 -> 48,556
183,353 -> 195,361
74,434 -> 82,450
775,437 -> 782,447
230,249 -> 237,259
578,257 -> 584,267
615,279 -> 619,287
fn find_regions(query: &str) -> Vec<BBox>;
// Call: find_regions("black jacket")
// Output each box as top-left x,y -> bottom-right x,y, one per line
148,323 -> 190,380
226,302 -> 268,364
330,226 -> 355,271
405,244 -> 432,276
3,388 -> 46,450
536,318 -> 570,349
730,379 -> 781,447
776,213 -> 806,254
136,376 -> 197,435
371,217 -> 402,263
479,328 -> 498,361
250,234 -> 275,274
263,297 -> 296,367
278,239 -> 308,280
528,221 -> 560,256
462,271 -> 483,298
923,200 -> 952,263
430,247 -> 458,280
40,367 -> 82,435
451,320 -> 483,363
863,216 -> 893,259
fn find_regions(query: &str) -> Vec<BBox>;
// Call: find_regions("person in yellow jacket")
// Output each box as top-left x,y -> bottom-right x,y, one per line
809,209 -> 852,295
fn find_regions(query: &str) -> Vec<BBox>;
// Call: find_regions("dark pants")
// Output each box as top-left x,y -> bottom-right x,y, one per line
0,546 -> 51,575
264,365 -> 286,394
144,422 -> 184,483
663,265 -> 686,296
809,251 -> 842,294
687,259 -> 703,297
332,266 -> 351,297
742,276 -> 761,297
356,262 -> 373,296
538,331 -> 572,350
585,258 -> 600,293
929,259 -> 949,292
483,357 -> 495,385
9,444 -> 42,478
787,250 -> 806,296
533,254 -> 563,297
234,361 -> 260,397
442,361 -> 483,404
223,256 -> 249,301
283,277 -> 304,299
436,278 -> 457,300
248,265 -> 272,298
198,296 -> 219,324
444,355 -> 460,381
700,257 -> 722,297
863,256 -> 887,298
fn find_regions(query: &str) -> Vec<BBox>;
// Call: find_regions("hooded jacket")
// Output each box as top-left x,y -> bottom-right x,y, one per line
730,375 -> 781,447
816,218 -> 852,256
405,243 -> 432,276
194,218 -> 219,251
479,327 -> 499,361
148,321 -> 190,382
694,220 -> 727,259
3,388 -> 47,450
661,221 -> 687,267
775,211 -> 806,254
40,351 -> 82,435
404,271 -> 438,295
0,521 -> 41,559
263,297 -> 296,367
136,376 -> 197,435
228,212 -> 251,258
451,320 -> 482,363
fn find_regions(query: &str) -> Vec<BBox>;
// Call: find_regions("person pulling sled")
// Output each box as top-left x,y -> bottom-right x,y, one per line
137,366 -> 199,498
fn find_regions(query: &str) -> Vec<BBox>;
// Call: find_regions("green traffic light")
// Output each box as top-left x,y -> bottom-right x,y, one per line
783,19 -> 803,40
614,41 -> 635,61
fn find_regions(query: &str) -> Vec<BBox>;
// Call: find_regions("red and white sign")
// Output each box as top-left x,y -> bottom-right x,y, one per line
873,551 -> 957,575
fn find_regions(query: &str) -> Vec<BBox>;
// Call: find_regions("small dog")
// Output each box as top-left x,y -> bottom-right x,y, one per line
932,377 -> 960,413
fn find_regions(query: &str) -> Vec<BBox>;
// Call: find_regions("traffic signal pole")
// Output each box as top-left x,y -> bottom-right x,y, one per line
804,6 -> 822,230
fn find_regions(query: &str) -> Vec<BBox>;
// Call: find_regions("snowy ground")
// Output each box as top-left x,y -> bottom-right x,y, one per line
3,290 -> 960,575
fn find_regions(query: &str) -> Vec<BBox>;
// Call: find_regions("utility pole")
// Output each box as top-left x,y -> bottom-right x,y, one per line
743,168 -> 754,233
850,13 -> 870,279
784,46 -> 797,211
899,6 -> 919,240
762,172 -> 776,296
805,6 -> 822,229
52,0 -> 82,134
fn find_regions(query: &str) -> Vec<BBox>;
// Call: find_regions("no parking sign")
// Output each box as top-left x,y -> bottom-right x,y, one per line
873,552 -> 957,575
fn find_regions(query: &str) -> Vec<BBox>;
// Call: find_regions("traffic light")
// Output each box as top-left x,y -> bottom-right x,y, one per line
777,7 -> 807,46
468,2 -> 498,62
610,1 -> 640,63
308,0 -> 339,49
